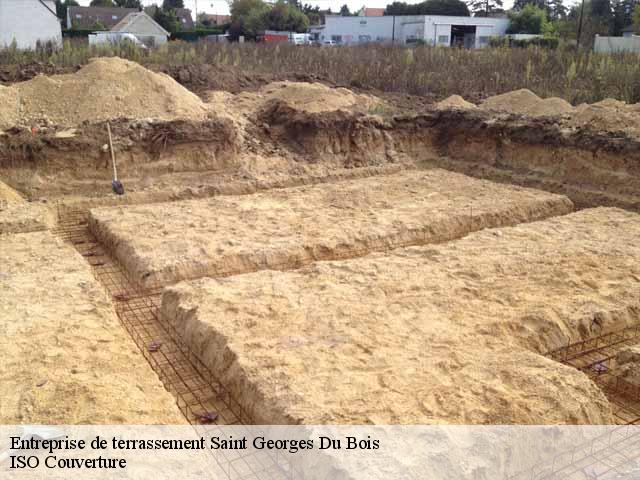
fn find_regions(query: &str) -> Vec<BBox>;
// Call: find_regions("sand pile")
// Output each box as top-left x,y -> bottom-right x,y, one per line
481,89 -> 574,117
435,95 -> 477,110
0,57 -> 209,127
261,81 -> 380,113
614,346 -> 640,385
0,85 -> 19,129
570,100 -> 640,135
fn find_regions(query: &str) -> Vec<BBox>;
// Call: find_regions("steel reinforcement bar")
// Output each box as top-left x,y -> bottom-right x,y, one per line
547,326 -> 640,425
53,207 -> 252,426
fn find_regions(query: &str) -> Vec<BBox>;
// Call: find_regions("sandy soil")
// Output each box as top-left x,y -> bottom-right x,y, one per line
480,89 -> 574,117
160,207 -> 640,425
89,169 -> 572,288
435,95 -> 477,110
0,179 -> 24,202
0,231 -> 184,424
0,58 -> 210,128
0,200 -> 55,234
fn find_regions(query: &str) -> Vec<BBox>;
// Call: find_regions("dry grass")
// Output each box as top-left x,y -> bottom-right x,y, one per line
3,39 -> 640,103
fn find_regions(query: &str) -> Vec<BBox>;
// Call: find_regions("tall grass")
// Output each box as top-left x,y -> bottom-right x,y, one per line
3,39 -> 640,104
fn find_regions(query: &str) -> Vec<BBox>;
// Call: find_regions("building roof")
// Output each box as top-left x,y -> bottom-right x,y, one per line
200,13 -> 231,25
68,6 -> 137,29
144,6 -> 194,30
111,11 -> 170,36
360,7 -> 385,16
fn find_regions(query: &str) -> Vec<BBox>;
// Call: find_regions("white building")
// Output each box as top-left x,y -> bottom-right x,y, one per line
0,0 -> 62,49
311,15 -> 510,48
89,11 -> 169,47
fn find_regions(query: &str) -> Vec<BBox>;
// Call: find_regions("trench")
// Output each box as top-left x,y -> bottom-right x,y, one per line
53,208 -> 252,426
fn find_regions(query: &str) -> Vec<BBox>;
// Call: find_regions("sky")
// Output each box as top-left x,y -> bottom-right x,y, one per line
77,0 -> 524,19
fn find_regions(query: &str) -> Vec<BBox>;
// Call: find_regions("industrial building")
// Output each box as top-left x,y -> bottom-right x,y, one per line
0,0 -> 62,49
311,15 -> 510,48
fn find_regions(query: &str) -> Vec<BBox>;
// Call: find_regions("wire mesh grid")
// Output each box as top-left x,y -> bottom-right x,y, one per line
53,206 -> 305,479
547,326 -> 640,425
509,425 -> 640,480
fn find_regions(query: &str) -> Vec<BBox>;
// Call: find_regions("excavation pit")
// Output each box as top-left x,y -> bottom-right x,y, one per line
88,169 -> 573,288
0,230 -> 184,424
160,208 -> 640,425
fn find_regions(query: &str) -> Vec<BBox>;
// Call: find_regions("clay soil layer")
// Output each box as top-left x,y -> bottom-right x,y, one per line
0,231 -> 184,424
89,169 -> 573,288
160,208 -> 640,425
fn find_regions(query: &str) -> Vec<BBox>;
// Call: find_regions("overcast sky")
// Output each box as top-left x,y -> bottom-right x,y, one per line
78,0 -> 526,18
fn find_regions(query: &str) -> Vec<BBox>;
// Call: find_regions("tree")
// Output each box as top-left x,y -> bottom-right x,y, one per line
634,3 -> 640,29
507,4 -> 548,33
162,0 -> 185,9
229,0 -> 310,38
547,0 -> 567,19
339,4 -> 352,15
465,0 -> 504,16
385,0 -> 469,15
153,7 -> 181,32
89,0 -> 115,6
114,0 -> 143,8
55,0 -> 79,22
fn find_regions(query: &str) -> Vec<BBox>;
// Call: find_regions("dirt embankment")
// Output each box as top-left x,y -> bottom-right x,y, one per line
0,118 -> 239,198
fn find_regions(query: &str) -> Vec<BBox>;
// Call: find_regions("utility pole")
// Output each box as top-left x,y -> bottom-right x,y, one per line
576,0 -> 585,49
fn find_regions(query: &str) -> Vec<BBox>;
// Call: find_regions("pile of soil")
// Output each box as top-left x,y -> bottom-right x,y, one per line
0,57 -> 210,128
570,99 -> 640,135
261,81 -> 379,113
614,346 -> 640,385
435,95 -> 477,110
0,85 -> 19,127
481,89 -> 574,117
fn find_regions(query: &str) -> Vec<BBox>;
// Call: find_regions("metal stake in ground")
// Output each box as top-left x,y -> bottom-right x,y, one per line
107,122 -> 124,195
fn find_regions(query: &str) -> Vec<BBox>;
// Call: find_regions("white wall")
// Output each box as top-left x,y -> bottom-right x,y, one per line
319,15 -> 509,48
594,35 -> 640,53
0,0 -> 62,49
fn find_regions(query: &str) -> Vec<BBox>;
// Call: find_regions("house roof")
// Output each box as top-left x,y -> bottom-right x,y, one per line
68,6 -> 137,29
38,0 -> 59,19
144,6 -> 194,30
111,11 -> 170,36
361,7 -> 385,16
200,13 -> 231,25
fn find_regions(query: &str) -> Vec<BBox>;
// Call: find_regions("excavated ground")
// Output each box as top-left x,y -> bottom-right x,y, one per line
0,230 -> 184,424
88,169 -> 572,288
3,60 -> 640,428
160,208 -> 640,425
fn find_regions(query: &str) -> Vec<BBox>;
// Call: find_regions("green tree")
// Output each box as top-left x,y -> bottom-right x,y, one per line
89,0 -> 115,6
115,0 -> 143,8
633,2 -> 640,29
465,0 -> 504,16
229,0 -> 269,38
339,4 -> 352,15
54,0 -> 79,22
153,7 -> 181,32
385,0 -> 469,15
507,4 -> 549,33
162,0 -> 185,9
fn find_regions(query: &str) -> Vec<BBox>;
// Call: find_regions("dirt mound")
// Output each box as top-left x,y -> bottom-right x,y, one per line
435,95 -> 477,110
261,81 -> 379,113
528,97 -> 574,116
1,57 -> 209,127
481,89 -> 574,117
570,101 -> 640,135
0,85 -> 18,129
